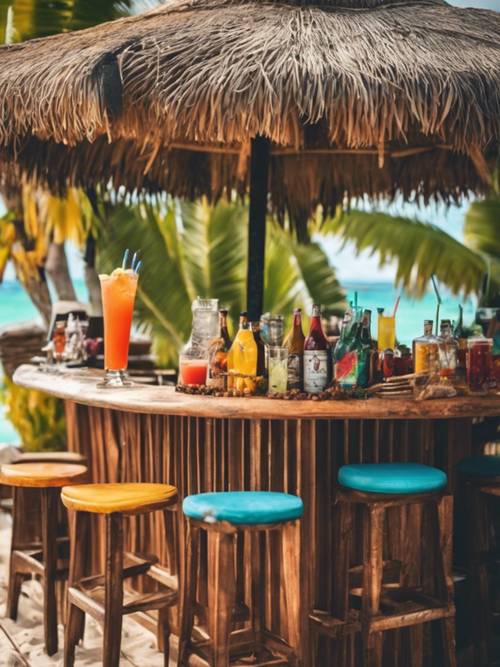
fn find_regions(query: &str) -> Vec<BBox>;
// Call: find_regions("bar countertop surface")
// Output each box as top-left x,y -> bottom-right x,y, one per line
12,365 -> 500,421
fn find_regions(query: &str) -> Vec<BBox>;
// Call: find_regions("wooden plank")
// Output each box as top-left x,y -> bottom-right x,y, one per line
14,365 -> 500,420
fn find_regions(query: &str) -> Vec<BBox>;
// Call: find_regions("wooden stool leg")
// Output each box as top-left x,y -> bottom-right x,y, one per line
158,606 -> 171,667
7,488 -> 27,620
465,484 -> 490,667
64,510 -> 90,667
433,495 -> 456,667
281,521 -> 301,665
178,520 -> 200,667
211,530 -> 236,667
362,504 -> 384,667
103,512 -> 124,667
41,487 -> 59,656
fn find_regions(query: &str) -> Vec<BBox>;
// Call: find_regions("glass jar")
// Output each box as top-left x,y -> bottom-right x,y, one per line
466,334 -> 492,393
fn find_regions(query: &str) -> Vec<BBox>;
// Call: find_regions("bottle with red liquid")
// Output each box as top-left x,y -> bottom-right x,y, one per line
467,331 -> 493,393
304,304 -> 330,394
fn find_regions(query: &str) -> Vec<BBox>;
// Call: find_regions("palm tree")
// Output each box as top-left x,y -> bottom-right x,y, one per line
0,0 -> 149,322
98,199 -> 345,366
323,185 -> 500,306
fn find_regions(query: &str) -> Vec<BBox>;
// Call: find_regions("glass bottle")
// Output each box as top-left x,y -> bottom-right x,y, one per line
52,321 -> 67,361
251,321 -> 267,378
413,320 -> 439,374
227,312 -> 258,394
453,305 -> 467,380
179,297 -> 219,387
333,309 -> 358,389
207,309 -> 232,389
357,309 -> 373,387
438,319 -> 458,379
284,308 -> 305,390
304,304 -> 330,394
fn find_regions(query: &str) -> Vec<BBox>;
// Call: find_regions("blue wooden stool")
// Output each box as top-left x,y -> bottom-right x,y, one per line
311,463 -> 455,667
458,455 -> 500,666
178,490 -> 304,667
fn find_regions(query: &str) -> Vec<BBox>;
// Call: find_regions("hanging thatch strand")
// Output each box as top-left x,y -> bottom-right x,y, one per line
0,0 -> 499,224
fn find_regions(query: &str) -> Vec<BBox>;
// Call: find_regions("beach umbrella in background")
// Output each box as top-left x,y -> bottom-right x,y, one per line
0,0 -> 499,318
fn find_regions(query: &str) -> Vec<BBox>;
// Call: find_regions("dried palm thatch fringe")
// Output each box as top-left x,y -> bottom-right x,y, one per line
0,0 -> 499,228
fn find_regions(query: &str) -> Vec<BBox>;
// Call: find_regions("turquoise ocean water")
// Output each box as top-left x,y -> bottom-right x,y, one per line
0,279 -> 476,443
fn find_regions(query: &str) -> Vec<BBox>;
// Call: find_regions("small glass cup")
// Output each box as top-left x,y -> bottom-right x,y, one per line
178,354 -> 209,387
377,314 -> 396,352
268,347 -> 288,395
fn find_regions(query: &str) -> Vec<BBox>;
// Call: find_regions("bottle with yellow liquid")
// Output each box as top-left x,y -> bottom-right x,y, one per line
412,319 -> 439,374
227,312 -> 258,394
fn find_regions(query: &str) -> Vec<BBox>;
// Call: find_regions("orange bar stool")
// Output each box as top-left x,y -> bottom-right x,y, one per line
61,482 -> 178,667
178,490 -> 304,667
0,461 -> 88,656
311,463 -> 456,667
458,454 -> 500,666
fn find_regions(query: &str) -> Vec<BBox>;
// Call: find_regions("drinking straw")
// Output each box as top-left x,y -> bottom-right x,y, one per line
131,250 -> 141,271
392,293 -> 401,317
122,249 -> 130,269
431,275 -> 442,335
134,260 -> 143,274
354,291 -> 358,310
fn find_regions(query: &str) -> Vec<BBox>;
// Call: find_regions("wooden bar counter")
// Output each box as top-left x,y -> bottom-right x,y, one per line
13,365 -> 500,666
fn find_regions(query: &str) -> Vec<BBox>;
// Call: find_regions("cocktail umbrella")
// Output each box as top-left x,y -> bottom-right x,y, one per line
0,0 -> 499,317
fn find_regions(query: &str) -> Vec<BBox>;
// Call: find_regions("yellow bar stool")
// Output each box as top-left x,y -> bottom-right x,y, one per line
0,461 -> 88,656
60,482 -> 178,667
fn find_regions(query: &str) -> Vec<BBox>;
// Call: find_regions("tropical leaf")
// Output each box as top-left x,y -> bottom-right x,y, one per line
0,0 -> 134,42
179,199 -> 246,324
99,200 -> 344,366
464,196 -> 500,262
326,210 -> 487,298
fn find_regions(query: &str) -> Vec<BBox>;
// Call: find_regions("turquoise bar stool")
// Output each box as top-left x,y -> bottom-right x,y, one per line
178,491 -> 304,667
458,454 -> 500,666
311,463 -> 456,667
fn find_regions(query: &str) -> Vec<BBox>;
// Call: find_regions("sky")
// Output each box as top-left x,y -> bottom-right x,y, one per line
1,0 -> 498,284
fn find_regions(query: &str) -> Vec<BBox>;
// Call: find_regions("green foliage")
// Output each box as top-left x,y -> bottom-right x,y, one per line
325,209 -> 489,298
0,0 -> 134,42
2,378 -> 65,451
99,199 -> 344,366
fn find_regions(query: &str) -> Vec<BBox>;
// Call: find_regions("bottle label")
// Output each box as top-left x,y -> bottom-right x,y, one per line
287,353 -> 302,389
334,350 -> 357,388
304,350 -> 328,393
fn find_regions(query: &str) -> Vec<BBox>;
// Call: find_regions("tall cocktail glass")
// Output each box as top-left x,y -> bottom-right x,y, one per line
98,268 -> 138,387
377,314 -> 396,352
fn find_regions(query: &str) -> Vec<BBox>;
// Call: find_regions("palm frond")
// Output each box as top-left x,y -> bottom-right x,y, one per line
326,210 -> 487,298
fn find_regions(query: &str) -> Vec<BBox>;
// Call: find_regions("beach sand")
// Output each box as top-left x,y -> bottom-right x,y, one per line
0,513 -> 172,666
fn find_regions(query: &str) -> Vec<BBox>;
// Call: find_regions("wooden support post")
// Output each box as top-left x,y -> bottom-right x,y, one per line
247,136 -> 270,321
362,504 -> 384,667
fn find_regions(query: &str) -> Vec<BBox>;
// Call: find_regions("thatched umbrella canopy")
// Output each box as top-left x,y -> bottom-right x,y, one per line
0,0 -> 499,315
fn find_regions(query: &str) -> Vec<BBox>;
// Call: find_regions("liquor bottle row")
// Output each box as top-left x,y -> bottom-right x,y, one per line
177,298 -> 500,396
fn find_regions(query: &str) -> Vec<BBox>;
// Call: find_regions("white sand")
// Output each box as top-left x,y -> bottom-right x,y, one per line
0,513 -> 172,666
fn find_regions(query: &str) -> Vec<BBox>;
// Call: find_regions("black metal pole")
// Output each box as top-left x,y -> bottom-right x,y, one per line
246,136 -> 270,321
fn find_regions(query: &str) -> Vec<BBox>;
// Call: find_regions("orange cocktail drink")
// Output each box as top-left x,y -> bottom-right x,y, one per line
99,268 -> 138,387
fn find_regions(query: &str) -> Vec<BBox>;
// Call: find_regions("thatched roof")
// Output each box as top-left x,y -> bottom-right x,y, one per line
0,0 -> 499,224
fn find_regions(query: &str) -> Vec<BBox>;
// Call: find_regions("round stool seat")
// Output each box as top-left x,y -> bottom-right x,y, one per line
457,455 -> 500,477
61,482 -> 177,514
182,491 -> 304,525
338,463 -> 447,495
0,462 -> 87,488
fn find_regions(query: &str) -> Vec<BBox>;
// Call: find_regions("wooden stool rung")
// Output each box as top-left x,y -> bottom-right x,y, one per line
370,604 -> 455,632
123,590 -> 177,615
79,552 -> 159,590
